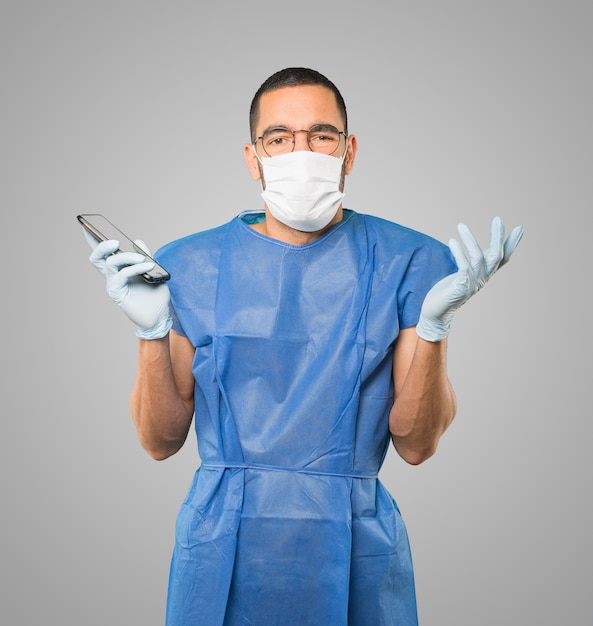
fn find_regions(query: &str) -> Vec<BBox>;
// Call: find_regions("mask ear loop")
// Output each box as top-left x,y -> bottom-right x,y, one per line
340,133 -> 350,162
251,144 -> 267,190
252,143 -> 263,163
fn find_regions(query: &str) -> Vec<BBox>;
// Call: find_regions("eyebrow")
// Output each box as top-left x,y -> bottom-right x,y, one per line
260,122 -> 341,135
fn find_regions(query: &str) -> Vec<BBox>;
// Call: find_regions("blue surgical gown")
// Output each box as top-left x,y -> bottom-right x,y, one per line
155,210 -> 456,625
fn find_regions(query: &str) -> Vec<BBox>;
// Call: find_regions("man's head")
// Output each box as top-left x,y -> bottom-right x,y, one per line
245,68 -> 357,188
243,68 -> 358,239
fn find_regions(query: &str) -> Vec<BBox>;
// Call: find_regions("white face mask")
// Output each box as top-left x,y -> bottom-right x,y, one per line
257,150 -> 345,232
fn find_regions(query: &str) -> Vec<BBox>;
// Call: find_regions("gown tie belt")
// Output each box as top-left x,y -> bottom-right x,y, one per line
201,462 -> 378,480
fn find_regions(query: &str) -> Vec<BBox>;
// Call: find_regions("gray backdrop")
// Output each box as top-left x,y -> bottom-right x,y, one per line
2,1 -> 591,624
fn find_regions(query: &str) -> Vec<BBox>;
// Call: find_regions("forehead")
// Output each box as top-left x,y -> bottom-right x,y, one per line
256,85 -> 343,133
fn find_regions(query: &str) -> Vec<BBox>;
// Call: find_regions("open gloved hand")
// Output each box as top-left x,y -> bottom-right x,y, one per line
416,216 -> 524,342
84,230 -> 172,340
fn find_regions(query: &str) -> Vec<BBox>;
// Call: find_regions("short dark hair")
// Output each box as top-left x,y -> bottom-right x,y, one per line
249,67 -> 348,142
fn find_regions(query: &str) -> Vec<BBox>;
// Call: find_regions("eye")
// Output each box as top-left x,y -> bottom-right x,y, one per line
309,133 -> 337,144
263,128 -> 293,146
308,125 -> 340,144
268,136 -> 290,146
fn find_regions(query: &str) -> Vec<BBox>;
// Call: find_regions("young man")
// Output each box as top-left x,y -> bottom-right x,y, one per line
85,67 -> 523,625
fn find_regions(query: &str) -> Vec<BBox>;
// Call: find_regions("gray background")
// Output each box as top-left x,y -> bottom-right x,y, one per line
2,1 -> 591,624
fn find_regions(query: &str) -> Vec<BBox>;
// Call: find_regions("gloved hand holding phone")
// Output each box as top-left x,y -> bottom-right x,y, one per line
83,230 -> 173,340
416,216 -> 524,342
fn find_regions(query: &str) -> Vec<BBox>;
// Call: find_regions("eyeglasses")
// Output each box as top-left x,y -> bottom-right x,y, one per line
254,124 -> 348,157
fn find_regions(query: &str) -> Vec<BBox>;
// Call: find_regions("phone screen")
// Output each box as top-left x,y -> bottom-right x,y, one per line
77,214 -> 170,283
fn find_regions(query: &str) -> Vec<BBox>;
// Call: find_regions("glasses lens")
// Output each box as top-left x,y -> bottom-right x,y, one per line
307,125 -> 342,155
261,128 -> 294,157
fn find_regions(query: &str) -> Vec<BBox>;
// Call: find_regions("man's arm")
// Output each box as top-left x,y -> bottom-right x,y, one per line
130,330 -> 195,461
80,236 -> 195,461
390,216 -> 524,465
389,328 -> 456,465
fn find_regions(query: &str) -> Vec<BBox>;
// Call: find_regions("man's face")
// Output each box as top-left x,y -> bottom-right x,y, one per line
244,84 -> 356,191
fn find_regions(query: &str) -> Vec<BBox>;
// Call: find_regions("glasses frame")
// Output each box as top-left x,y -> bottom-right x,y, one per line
254,124 -> 348,158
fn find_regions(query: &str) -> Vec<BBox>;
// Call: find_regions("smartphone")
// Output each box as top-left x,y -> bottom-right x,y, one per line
77,213 -> 171,283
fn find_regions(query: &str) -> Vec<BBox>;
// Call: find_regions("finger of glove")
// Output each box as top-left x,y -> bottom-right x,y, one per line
89,239 -> 119,261
89,239 -> 120,276
104,251 -> 150,277
457,223 -> 488,287
448,237 -> 474,299
500,225 -> 525,268
482,216 -> 505,276
106,261 -> 157,303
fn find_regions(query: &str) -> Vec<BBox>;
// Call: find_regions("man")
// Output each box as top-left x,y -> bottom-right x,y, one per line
84,67 -> 523,625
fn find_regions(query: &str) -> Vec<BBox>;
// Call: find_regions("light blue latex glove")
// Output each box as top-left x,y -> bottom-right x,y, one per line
84,230 -> 173,340
416,216 -> 524,342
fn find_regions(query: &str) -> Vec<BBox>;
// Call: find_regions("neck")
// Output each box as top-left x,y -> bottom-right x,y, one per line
250,207 -> 344,245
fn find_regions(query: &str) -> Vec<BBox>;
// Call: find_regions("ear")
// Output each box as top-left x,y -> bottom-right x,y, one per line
244,144 -> 262,181
344,134 -> 358,175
